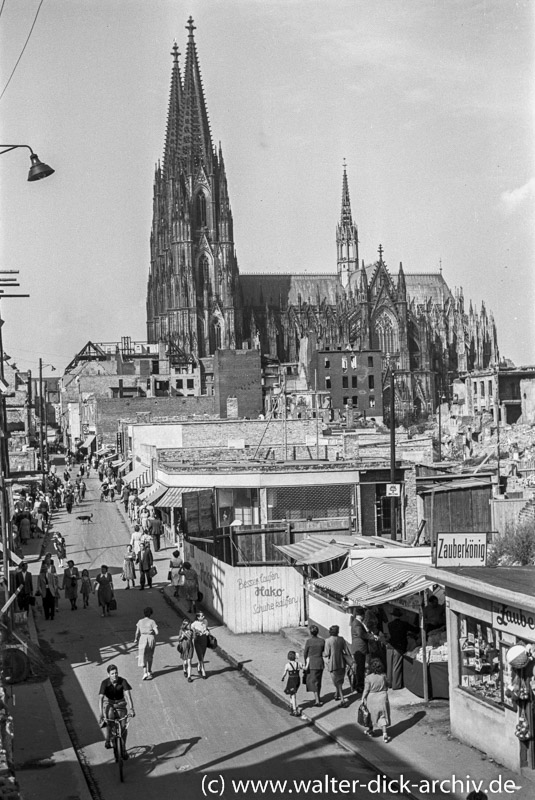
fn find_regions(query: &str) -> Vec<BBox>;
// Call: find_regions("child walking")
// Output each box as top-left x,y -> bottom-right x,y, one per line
281,650 -> 303,716
80,569 -> 93,608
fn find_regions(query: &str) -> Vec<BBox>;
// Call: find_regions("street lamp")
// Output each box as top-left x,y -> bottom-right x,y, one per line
0,144 -> 54,181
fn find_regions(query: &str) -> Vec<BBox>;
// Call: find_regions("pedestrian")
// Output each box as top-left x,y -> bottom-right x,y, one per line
134,606 -> 159,680
169,549 -> 183,597
94,565 -> 114,617
148,512 -> 163,552
62,559 -> 80,610
80,479 -> 86,501
37,562 -> 59,620
191,611 -> 209,679
386,608 -> 418,691
65,490 -> 74,514
281,649 -> 303,716
122,544 -> 136,589
303,624 -> 326,707
361,658 -> 392,742
177,619 -> 194,681
140,505 -> 150,532
323,624 -> 354,708
52,532 -> 66,568
350,606 -> 372,694
130,524 -> 143,556
180,561 -> 199,613
121,485 -> 130,513
80,568 -> 93,608
15,561 -> 34,612
17,512 -> 31,545
138,541 -> 154,591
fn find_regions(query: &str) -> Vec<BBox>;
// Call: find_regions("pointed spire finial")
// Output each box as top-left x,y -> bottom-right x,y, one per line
171,41 -> 180,63
378,244 -> 384,261
186,16 -> 196,37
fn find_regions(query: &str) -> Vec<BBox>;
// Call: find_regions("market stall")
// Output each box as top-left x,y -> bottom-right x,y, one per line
308,556 -> 448,699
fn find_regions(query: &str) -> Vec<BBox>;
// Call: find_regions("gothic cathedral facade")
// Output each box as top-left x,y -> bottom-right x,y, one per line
146,19 -> 499,413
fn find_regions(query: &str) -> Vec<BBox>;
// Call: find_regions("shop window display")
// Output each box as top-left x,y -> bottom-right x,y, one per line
458,613 -> 501,704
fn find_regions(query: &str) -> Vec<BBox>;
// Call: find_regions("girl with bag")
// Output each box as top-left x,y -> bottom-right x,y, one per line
191,611 -> 209,679
281,650 -> 303,716
361,658 -> 391,742
94,565 -> 114,617
177,619 -> 194,681
80,569 -> 93,608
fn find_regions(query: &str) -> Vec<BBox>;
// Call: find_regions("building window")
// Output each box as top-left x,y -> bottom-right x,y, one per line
480,382 -> 485,397
352,376 -> 358,388
187,379 -> 194,389
325,376 -> 331,390
341,357 -> 348,373
350,356 -> 357,369
368,375 -> 374,390
196,192 -> 207,227
458,613 -> 501,706
342,376 -> 348,389
488,380 -> 493,398
324,358 -> 330,369
369,398 -> 375,408
368,356 -> 373,367
343,396 -> 349,406
352,396 -> 359,406
176,379 -> 183,389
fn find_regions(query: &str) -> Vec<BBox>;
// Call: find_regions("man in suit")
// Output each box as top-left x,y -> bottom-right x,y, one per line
15,561 -> 34,612
37,564 -> 59,620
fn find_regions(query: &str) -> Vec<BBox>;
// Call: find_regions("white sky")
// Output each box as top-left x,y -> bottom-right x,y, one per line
0,0 -> 533,376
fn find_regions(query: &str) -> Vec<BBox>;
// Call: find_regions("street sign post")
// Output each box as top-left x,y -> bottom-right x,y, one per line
385,483 -> 401,497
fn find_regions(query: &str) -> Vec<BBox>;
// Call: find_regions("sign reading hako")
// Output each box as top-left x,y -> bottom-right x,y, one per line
434,532 -> 488,567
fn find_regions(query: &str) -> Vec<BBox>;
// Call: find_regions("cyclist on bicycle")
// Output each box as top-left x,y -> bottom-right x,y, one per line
98,664 -> 135,757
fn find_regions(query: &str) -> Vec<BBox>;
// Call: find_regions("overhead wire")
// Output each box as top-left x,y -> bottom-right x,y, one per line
0,0 -> 46,102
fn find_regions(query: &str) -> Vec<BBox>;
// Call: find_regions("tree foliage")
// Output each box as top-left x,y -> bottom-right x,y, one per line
488,521 -> 535,566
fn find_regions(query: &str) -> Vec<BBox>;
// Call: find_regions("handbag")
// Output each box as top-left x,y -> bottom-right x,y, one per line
207,633 -> 218,649
108,597 -> 117,611
357,703 -> 371,728
167,571 -> 172,581
149,566 -> 158,578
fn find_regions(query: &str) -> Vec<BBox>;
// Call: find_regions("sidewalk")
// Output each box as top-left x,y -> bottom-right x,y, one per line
162,584 -> 534,800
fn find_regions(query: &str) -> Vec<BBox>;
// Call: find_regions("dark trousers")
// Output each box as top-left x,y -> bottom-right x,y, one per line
140,570 -> 152,589
42,589 -> 55,620
385,644 -> 404,690
352,650 -> 367,692
152,535 -> 160,552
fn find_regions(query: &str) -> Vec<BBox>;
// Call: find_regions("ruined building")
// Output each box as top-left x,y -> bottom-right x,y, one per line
146,18 -> 499,414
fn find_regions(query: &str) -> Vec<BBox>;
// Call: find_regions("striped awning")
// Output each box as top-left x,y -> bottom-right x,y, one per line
118,460 -> 131,474
311,556 -> 434,606
155,487 -> 204,509
81,435 -> 96,450
123,464 -> 150,486
275,536 -> 348,565
110,459 -> 123,467
138,483 -> 167,505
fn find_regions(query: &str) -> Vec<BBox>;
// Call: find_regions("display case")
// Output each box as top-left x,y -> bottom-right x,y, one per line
458,613 -> 501,705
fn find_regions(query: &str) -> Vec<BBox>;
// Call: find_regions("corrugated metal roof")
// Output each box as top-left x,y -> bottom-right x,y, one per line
312,556 -> 433,605
123,464 -> 150,486
155,487 -> 205,508
275,536 -> 348,565
138,483 -> 167,505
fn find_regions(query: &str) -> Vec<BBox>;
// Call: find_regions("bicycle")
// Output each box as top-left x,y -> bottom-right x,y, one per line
104,705 -> 132,782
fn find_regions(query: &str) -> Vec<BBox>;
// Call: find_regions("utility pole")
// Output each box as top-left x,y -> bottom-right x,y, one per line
38,357 -> 45,489
389,358 -> 396,541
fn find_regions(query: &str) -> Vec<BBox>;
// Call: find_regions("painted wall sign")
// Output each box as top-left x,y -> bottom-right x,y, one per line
492,603 -> 535,642
434,532 -> 487,566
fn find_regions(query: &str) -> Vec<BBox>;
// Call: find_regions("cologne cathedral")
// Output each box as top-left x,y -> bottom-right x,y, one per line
146,18 -> 499,411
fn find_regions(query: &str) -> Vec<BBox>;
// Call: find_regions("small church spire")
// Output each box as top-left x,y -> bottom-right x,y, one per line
336,160 -> 359,290
162,40 -> 183,177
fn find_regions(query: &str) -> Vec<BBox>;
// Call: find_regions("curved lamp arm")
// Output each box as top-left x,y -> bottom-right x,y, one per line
0,143 -> 54,181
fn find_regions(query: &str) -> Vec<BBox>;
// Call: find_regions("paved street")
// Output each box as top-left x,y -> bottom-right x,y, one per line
27,475 -> 407,800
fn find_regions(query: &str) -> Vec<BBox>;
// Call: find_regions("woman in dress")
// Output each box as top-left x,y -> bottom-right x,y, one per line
62,559 -> 80,610
361,658 -> 391,742
181,562 -> 199,613
52,532 -> 66,569
94,565 -> 114,617
303,624 -> 326,707
169,550 -> 183,598
123,544 -> 136,589
177,618 -> 194,681
323,624 -> 354,708
134,606 -> 159,680
191,611 -> 209,679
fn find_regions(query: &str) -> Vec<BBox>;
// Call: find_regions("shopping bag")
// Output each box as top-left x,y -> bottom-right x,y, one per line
357,703 -> 371,728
